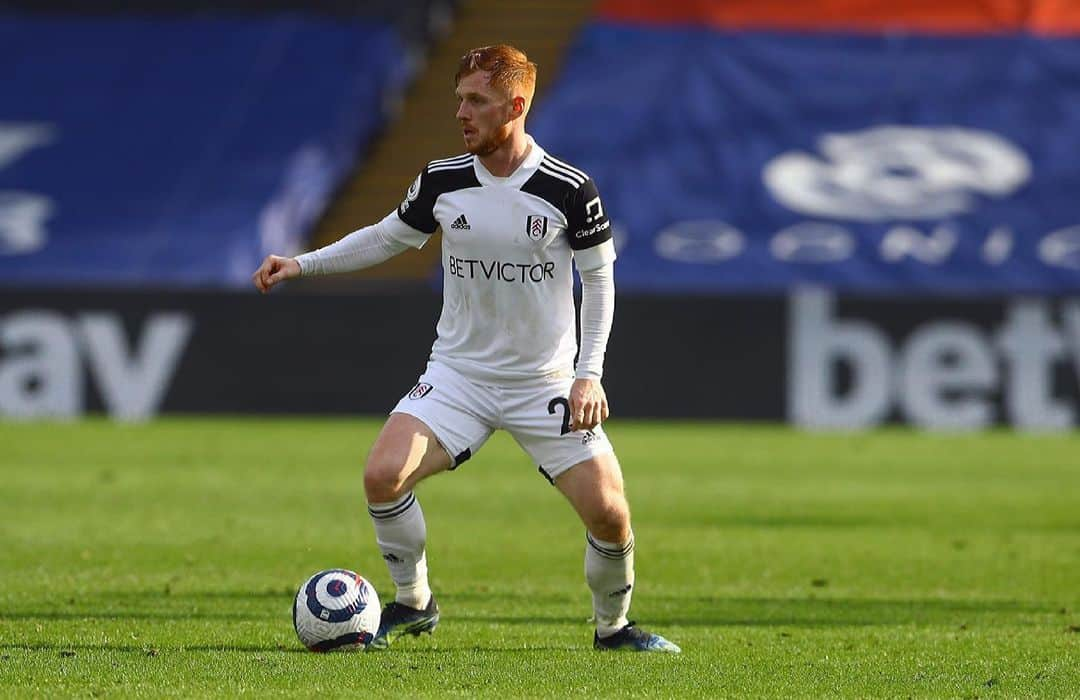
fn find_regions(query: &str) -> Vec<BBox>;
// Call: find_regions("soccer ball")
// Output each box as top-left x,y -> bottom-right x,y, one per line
293,569 -> 381,652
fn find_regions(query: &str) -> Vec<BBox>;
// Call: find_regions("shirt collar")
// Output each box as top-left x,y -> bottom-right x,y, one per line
473,134 -> 545,187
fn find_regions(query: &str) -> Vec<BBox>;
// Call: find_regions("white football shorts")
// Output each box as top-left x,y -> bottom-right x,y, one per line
390,360 -> 615,482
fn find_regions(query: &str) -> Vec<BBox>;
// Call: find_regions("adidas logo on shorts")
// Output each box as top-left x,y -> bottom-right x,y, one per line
450,214 -> 471,230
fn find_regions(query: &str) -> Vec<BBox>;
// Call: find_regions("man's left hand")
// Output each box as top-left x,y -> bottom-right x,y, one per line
568,377 -> 609,432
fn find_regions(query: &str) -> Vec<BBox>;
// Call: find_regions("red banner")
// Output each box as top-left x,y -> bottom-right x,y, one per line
597,0 -> 1080,35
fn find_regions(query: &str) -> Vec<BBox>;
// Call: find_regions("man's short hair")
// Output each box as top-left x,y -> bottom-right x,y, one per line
455,44 -> 537,105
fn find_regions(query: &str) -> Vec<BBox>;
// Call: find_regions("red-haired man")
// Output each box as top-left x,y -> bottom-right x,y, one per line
254,45 -> 679,653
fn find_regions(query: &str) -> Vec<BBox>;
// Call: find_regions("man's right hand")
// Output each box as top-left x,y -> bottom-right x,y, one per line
252,255 -> 301,293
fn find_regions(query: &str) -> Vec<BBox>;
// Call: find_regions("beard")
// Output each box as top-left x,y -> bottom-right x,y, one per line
466,122 -> 513,156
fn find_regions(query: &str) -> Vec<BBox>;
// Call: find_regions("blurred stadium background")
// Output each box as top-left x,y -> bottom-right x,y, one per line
2,1 -> 1079,695
2,0 -> 1079,428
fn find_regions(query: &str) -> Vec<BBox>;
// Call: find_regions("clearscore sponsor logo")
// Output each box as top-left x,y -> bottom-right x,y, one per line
575,220 -> 610,239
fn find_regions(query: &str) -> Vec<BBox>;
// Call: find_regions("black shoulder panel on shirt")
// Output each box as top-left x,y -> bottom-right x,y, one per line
566,176 -> 613,250
396,156 -> 481,234
523,156 -> 613,251
425,160 -> 481,194
520,167 -> 576,217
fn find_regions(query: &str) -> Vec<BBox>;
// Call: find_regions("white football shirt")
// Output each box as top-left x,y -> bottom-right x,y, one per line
386,135 -> 616,382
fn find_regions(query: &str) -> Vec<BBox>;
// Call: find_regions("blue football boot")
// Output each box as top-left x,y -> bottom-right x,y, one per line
593,622 -> 681,653
367,596 -> 440,650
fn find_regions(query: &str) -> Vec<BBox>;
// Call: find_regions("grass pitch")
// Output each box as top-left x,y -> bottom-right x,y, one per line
1,418 -> 1078,697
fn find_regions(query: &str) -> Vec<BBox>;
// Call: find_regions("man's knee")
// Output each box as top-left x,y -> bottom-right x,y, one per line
589,494 -> 632,543
363,451 -> 409,503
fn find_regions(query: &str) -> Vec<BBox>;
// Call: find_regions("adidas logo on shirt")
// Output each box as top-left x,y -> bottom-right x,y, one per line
450,214 -> 471,230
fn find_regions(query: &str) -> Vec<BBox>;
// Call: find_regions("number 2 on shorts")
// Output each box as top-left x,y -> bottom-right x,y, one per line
547,397 -> 571,435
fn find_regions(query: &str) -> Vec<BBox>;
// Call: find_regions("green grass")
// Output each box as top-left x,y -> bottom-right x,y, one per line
1,418 -> 1078,698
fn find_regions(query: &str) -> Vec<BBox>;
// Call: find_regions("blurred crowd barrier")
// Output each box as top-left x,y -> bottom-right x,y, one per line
1,291 -> 1077,429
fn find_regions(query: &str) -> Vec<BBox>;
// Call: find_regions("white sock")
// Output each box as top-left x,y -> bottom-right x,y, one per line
585,532 -> 635,638
367,492 -> 432,609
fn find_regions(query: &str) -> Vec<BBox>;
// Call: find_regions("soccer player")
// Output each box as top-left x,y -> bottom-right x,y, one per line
253,44 -> 679,653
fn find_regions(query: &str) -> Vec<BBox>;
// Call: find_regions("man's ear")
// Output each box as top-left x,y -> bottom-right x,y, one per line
511,96 -> 526,118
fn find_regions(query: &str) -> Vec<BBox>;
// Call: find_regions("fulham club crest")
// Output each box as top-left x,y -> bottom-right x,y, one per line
408,382 -> 433,400
526,215 -> 548,241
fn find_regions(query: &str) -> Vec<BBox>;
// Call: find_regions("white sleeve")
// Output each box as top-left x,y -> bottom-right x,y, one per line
295,211 -> 430,276
575,261 -> 615,380
573,238 -> 617,272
